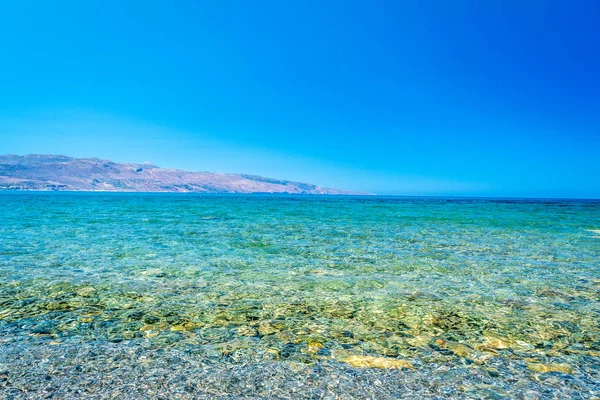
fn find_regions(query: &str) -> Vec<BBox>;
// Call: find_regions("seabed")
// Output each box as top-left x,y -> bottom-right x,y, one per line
1,193 -> 599,399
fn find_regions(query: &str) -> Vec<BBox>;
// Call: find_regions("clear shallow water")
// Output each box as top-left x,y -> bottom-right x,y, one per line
1,192 -> 599,398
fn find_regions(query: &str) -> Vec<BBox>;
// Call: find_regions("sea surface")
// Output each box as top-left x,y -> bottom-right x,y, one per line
1,192 -> 599,399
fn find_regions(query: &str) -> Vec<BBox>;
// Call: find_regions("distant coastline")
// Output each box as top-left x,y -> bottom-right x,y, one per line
0,189 -> 374,196
0,154 -> 371,195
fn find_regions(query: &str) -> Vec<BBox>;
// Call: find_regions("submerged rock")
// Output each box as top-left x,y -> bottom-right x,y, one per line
76,286 -> 97,297
258,320 -> 286,336
478,336 -> 511,350
527,363 -> 574,374
445,342 -> 493,364
340,355 -> 414,370
405,333 -> 433,348
236,326 -> 258,337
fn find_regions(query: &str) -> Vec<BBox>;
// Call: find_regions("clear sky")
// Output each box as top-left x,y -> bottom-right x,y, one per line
1,1 -> 599,197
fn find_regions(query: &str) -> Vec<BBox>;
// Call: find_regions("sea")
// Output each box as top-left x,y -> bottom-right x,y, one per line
1,192 -> 599,399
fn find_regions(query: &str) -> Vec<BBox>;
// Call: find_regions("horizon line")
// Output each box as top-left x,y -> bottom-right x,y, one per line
1,189 -> 599,201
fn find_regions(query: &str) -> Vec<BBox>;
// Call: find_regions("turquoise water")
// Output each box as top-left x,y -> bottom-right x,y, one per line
1,192 -> 599,398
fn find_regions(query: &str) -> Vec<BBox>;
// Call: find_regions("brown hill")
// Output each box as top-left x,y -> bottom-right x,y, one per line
0,154 -> 366,195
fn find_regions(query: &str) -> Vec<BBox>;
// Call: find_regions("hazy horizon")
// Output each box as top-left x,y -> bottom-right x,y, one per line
3,153 -> 600,200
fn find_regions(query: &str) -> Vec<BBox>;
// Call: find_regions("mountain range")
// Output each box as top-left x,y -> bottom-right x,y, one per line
0,154 -> 364,195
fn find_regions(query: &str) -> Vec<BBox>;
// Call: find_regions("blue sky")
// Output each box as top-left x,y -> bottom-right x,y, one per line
1,1 -> 599,197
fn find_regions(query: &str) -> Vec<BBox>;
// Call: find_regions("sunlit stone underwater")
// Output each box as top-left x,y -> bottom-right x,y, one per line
1,192 -> 599,399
